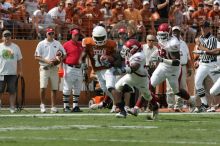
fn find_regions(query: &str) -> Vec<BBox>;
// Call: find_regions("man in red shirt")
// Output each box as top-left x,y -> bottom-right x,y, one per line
62,28 -> 84,112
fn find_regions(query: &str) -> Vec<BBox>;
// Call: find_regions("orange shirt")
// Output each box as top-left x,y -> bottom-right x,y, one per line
82,37 -> 117,72
110,8 -> 125,24
140,8 -> 152,25
192,10 -> 207,25
208,10 -> 220,21
124,8 -> 142,25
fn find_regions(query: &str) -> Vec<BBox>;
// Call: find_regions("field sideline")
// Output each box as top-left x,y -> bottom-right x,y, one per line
0,108 -> 220,146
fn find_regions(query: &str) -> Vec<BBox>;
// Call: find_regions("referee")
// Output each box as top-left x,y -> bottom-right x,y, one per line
194,21 -> 219,112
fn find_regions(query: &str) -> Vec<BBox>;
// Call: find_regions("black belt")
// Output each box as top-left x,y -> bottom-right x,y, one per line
67,64 -> 81,68
201,59 -> 217,63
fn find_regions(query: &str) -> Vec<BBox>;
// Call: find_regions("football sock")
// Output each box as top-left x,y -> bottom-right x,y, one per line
63,94 -> 69,108
73,95 -> 79,108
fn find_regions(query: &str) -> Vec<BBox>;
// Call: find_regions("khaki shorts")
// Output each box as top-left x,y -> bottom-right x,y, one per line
39,66 -> 59,90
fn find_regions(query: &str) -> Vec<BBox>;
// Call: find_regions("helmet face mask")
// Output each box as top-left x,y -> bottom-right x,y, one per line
92,26 -> 107,46
157,31 -> 169,42
121,39 -> 141,58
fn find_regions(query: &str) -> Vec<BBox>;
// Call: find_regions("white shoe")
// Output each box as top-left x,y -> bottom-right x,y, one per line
9,108 -> 16,114
51,107 -> 58,113
40,104 -> 46,113
110,105 -> 116,113
207,106 -> 216,112
89,102 -> 103,110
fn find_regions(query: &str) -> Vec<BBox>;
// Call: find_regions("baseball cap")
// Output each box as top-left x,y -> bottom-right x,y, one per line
201,21 -> 210,27
2,30 -> 11,36
147,35 -> 155,41
172,26 -> 181,31
143,1 -> 149,5
46,28 -> 55,33
188,6 -> 195,11
70,29 -> 80,35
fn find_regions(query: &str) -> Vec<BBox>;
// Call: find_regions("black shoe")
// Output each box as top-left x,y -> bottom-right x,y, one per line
63,106 -> 71,113
72,106 -> 82,112
115,110 -> 127,118
196,103 -> 209,113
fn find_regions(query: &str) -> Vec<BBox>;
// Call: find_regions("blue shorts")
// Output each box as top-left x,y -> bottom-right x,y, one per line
0,75 -> 17,94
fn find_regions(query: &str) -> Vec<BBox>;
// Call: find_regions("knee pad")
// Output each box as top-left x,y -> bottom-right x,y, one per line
122,84 -> 133,93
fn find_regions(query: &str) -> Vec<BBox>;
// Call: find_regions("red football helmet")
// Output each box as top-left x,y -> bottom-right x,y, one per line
121,39 -> 142,58
157,23 -> 170,42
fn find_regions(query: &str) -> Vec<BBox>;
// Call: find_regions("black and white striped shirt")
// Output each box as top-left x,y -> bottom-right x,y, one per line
199,33 -> 217,62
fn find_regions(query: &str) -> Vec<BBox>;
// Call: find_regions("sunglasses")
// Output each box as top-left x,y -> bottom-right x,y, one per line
189,10 -> 194,12
117,4 -> 122,6
48,32 -> 55,35
148,40 -> 154,42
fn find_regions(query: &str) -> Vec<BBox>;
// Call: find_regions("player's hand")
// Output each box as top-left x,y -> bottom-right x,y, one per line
192,50 -> 206,55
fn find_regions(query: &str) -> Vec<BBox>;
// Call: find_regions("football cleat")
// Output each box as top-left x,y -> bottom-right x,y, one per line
115,110 -> 127,118
110,105 -> 117,113
72,106 -> 82,112
127,108 -> 139,116
63,106 -> 71,113
207,106 -> 216,112
147,102 -> 159,120
194,103 -> 209,113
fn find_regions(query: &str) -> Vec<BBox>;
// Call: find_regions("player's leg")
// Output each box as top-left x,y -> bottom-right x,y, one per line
71,68 -> 84,112
115,74 -> 134,118
62,65 -> 73,112
39,66 -> 49,113
166,79 -> 175,110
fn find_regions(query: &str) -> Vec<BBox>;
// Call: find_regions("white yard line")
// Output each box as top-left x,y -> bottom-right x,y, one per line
0,112 -> 220,118
0,136 -> 218,145
0,125 -> 158,132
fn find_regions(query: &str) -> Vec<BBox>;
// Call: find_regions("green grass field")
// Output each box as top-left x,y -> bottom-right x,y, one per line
0,108 -> 220,146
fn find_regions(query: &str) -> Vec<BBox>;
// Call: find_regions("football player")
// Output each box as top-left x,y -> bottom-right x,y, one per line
150,23 -> 195,108
113,39 -> 159,119
82,25 -> 121,112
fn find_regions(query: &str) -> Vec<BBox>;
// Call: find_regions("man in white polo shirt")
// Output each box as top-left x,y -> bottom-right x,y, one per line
35,27 -> 66,113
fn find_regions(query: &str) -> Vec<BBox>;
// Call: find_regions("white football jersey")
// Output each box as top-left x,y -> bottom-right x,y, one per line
158,36 -> 180,59
128,51 -> 148,76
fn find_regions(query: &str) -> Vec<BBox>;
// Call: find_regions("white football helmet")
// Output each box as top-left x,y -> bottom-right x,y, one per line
92,26 -> 107,46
